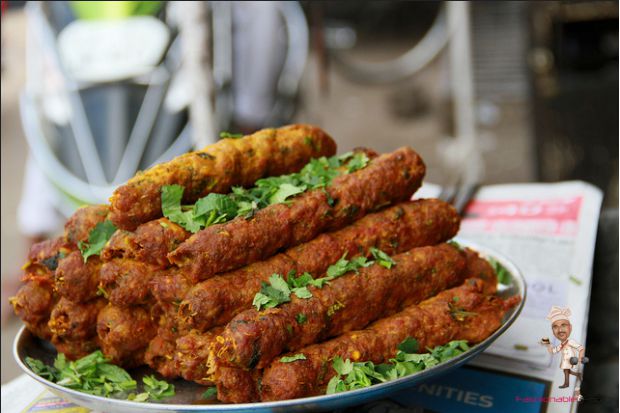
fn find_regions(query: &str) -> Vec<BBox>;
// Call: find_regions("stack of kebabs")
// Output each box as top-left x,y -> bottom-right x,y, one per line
10,124 -> 520,403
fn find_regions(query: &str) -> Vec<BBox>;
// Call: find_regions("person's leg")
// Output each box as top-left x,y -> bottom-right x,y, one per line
559,369 -> 570,388
568,369 -> 583,381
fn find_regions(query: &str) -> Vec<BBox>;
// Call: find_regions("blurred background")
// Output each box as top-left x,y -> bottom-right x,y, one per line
1,0 -> 618,391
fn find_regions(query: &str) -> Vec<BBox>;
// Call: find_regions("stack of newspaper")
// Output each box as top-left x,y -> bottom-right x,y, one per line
1,181 -> 603,413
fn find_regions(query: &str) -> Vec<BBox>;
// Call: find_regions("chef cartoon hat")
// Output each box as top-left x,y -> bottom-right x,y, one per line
546,306 -> 572,323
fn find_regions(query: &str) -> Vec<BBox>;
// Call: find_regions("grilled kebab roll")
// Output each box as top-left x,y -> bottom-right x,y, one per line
97,304 -> 157,367
260,278 -> 520,401
215,243 -> 468,370
99,259 -> 160,307
109,124 -> 337,230
180,199 -> 459,332
9,278 -> 57,340
171,327 -> 224,385
10,237 -> 73,339
144,303 -> 186,378
151,268 -> 194,306
21,237 -> 73,282
101,218 -> 190,268
48,297 -> 106,360
54,251 -> 103,303
169,147 -> 426,282
64,204 -> 110,245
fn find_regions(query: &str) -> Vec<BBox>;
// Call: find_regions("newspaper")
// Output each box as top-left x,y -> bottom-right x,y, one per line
2,180 -> 603,413
406,180 -> 603,413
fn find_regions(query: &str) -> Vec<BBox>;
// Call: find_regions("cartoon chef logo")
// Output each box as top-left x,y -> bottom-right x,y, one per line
539,306 -> 588,398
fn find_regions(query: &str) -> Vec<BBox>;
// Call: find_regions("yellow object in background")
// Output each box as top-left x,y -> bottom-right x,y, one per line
69,1 -> 163,20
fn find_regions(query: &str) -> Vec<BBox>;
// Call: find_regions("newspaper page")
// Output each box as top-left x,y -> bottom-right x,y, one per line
398,180 -> 603,413
2,181 -> 603,413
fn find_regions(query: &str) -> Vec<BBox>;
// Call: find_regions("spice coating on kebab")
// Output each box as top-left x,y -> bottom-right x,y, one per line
101,218 -> 190,268
179,199 -> 460,332
260,278 -> 520,400
11,238 -> 70,340
9,278 -> 57,340
54,251 -> 103,303
150,268 -> 194,306
215,243 -> 466,370
97,304 -> 157,367
63,204 -> 110,245
169,147 -> 426,282
21,237 -> 73,282
99,259 -> 159,306
48,297 -> 106,360
172,328 -> 224,385
109,124 -> 337,230
144,304 -> 185,378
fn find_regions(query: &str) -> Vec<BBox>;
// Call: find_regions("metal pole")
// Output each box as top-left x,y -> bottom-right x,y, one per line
447,1 -> 481,184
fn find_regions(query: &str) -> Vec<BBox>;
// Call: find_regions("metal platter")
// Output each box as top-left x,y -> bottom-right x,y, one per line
14,239 -> 526,413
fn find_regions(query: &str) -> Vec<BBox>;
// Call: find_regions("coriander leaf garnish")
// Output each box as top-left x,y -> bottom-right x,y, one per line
193,193 -> 238,223
269,183 -> 306,205
488,258 -> 510,285
252,250 -> 396,311
370,247 -> 396,269
25,357 -> 57,381
160,152 -> 372,233
344,152 -> 369,173
295,313 -> 308,324
292,286 -> 312,299
326,339 -> 470,395
142,374 -> 175,400
78,220 -> 117,262
96,286 -> 109,298
219,131 -> 243,139
161,185 -> 202,233
25,351 -> 175,402
128,392 -> 150,402
202,386 -> 218,399
252,274 -> 292,310
280,354 -> 307,363
397,337 -> 419,354
326,253 -> 374,279
31,351 -> 137,397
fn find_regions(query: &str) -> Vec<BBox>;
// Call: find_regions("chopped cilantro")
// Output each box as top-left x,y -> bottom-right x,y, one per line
96,286 -> 109,299
219,131 -> 243,139
488,258 -> 510,285
326,339 -> 470,395
280,354 -> 307,363
343,152 -> 369,173
202,386 -> 218,399
252,274 -> 292,311
252,272 -> 320,310
370,247 -> 396,269
78,220 -> 117,262
160,151 -> 371,233
325,253 -> 371,278
26,352 -> 175,402
252,250 -> 396,311
141,375 -> 175,400
269,183 -> 307,204
26,351 -> 136,397
161,185 -> 202,233
296,313 -> 308,324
